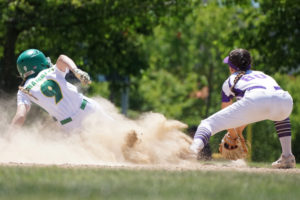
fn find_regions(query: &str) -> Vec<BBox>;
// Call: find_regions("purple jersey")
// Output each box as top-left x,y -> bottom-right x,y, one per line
221,70 -> 280,102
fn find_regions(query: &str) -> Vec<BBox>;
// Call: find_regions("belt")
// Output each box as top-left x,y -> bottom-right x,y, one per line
246,86 -> 282,91
57,99 -> 88,125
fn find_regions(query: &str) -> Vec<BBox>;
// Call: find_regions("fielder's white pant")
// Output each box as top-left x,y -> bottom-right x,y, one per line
58,97 -> 114,133
200,89 -> 293,136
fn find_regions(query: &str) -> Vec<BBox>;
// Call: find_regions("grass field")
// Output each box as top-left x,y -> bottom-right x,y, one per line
0,163 -> 300,200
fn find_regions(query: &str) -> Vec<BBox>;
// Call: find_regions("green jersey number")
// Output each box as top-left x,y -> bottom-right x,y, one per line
41,79 -> 63,104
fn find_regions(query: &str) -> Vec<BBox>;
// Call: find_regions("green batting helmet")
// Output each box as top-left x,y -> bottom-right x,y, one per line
17,49 -> 50,80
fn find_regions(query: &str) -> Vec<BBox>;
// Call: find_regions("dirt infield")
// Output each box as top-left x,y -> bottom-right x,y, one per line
1,160 -> 300,174
1,98 -> 194,165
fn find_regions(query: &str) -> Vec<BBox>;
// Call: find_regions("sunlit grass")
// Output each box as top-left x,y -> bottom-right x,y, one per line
0,164 -> 299,200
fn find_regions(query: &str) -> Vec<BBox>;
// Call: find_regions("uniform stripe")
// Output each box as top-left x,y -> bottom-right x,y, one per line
60,117 -> 72,125
275,124 -> 290,128
274,120 -> 290,125
274,86 -> 282,90
80,99 -> 88,110
221,90 -> 233,102
274,118 -> 290,123
274,118 -> 291,138
278,132 -> 291,137
194,127 -> 211,146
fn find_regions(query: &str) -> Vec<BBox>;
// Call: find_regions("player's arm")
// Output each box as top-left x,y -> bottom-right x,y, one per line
56,54 -> 78,73
56,55 -> 91,85
10,104 -> 30,127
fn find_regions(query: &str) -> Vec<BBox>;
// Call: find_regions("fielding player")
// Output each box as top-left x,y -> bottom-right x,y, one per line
190,48 -> 296,168
11,49 -> 113,132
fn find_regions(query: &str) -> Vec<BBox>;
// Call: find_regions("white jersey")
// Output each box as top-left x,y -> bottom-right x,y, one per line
221,70 -> 280,102
17,65 -> 85,122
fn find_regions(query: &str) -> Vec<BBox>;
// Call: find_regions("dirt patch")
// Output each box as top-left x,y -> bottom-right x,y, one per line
1,161 -> 300,174
0,97 -> 192,165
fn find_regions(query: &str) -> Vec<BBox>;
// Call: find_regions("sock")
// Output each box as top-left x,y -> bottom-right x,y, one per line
274,118 -> 292,157
190,138 -> 204,153
194,126 -> 211,147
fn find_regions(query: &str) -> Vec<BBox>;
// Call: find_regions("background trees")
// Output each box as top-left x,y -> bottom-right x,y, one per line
0,0 -> 174,93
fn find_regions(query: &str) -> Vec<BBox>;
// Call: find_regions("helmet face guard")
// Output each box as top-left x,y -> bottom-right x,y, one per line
17,49 -> 50,80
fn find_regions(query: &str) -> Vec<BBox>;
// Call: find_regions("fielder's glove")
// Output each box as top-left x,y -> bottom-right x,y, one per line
73,68 -> 91,85
219,132 -> 248,160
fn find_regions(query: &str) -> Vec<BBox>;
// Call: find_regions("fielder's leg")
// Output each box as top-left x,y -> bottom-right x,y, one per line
272,117 -> 296,168
190,92 -> 275,154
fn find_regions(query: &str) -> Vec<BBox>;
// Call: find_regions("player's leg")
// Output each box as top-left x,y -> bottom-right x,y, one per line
271,117 -> 296,168
268,91 -> 295,168
191,96 -> 264,152
274,118 -> 292,157
191,91 -> 278,153
83,97 -> 114,121
60,97 -> 114,133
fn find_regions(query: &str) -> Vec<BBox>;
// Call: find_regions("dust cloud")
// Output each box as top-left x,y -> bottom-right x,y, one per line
0,96 -> 194,166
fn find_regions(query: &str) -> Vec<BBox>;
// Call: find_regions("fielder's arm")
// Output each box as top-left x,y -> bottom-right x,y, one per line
56,55 -> 91,85
221,101 -> 247,139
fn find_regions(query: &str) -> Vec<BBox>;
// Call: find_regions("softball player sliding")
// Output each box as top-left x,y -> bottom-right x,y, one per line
190,48 -> 295,168
11,49 -> 113,132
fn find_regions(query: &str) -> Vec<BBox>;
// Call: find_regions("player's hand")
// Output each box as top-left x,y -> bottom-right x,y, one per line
73,69 -> 92,85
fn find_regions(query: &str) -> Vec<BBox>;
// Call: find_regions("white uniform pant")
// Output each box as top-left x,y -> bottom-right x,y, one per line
199,89 -> 293,136
58,97 -> 113,133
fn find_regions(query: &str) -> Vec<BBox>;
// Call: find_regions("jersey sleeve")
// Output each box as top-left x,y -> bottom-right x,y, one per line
17,90 -> 32,106
53,64 -> 69,77
221,78 -> 234,102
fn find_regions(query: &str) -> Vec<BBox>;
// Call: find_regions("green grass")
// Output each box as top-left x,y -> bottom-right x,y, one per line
0,165 -> 300,200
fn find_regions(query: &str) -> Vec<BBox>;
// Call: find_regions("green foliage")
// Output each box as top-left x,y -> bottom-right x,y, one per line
88,81 -> 110,99
0,0 -> 178,92
253,0 -> 300,73
130,68 -> 201,124
130,2 -> 261,124
251,120 -> 280,162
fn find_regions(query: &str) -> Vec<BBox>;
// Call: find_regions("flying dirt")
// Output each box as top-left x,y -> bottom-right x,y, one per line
0,96 -> 194,165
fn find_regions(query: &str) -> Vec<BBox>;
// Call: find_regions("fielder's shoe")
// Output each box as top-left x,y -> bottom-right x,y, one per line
272,154 -> 296,169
